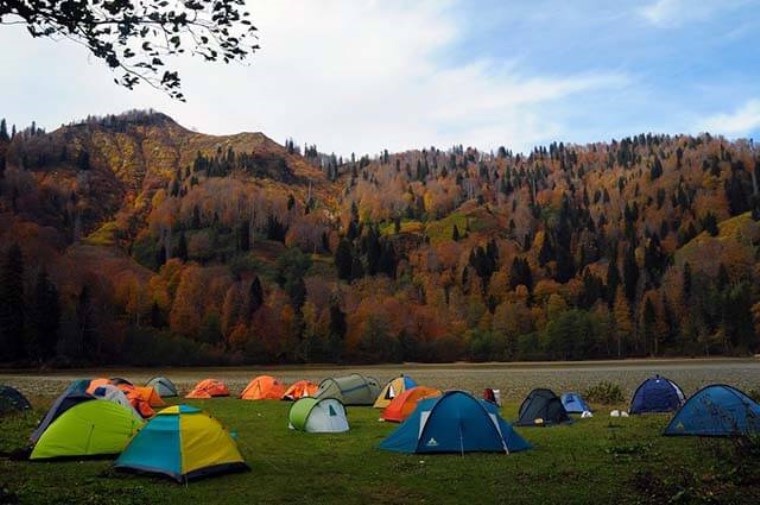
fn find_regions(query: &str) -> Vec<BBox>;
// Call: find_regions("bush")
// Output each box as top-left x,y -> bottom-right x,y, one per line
584,381 -> 625,405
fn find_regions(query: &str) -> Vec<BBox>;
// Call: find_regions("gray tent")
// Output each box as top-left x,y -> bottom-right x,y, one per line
146,376 -> 179,398
315,374 -> 381,406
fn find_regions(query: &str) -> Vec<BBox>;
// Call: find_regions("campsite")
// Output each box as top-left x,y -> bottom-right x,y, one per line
2,359 -> 760,504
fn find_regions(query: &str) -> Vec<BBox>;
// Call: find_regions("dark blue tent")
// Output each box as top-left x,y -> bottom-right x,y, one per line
664,384 -> 760,437
516,388 -> 572,426
561,392 -> 591,414
378,391 -> 531,454
629,375 -> 685,414
0,385 -> 32,415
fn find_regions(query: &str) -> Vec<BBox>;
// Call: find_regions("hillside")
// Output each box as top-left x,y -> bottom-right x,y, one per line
0,111 -> 759,366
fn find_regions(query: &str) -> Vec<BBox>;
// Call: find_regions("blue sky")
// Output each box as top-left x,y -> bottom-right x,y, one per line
0,0 -> 758,155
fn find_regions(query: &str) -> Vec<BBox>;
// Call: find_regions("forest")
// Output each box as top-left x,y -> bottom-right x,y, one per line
1,110 -> 759,366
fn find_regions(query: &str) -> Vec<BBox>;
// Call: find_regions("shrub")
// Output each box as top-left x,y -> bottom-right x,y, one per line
584,381 -> 625,405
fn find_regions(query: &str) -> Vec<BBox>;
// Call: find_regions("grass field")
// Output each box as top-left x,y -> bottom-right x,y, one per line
2,360 -> 760,504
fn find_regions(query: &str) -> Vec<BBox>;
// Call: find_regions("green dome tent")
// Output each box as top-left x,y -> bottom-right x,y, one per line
288,397 -> 349,433
30,400 -> 143,460
315,374 -> 381,406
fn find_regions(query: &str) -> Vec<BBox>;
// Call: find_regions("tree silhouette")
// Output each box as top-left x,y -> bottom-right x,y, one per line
0,0 -> 259,100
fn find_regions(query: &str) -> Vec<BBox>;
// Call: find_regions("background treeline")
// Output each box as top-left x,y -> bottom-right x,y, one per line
0,112 -> 759,366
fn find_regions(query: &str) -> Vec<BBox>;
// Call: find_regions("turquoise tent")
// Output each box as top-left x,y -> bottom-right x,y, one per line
664,384 -> 760,437
379,391 -> 531,454
115,405 -> 248,483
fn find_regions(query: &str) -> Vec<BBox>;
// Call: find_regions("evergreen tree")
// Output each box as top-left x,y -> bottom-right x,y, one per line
623,246 -> 639,302
76,285 -> 97,361
335,239 -> 353,281
452,224 -> 460,242
176,231 -> 188,262
238,222 -> 250,252
0,244 -> 26,361
0,118 -> 8,141
327,300 -> 346,362
248,276 -> 264,317
27,268 -> 61,361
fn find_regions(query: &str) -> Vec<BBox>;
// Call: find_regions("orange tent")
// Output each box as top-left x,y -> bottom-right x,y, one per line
281,380 -> 319,401
185,379 -> 230,399
381,386 -> 442,423
240,375 -> 287,400
115,383 -> 161,418
86,378 -> 111,395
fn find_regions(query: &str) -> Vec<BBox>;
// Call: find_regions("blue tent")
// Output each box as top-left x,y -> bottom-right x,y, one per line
378,391 -> 531,454
664,384 -> 760,437
630,375 -> 685,414
561,392 -> 591,414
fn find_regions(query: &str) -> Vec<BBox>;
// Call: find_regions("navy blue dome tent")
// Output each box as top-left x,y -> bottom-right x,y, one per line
664,384 -> 760,437
516,388 -> 572,426
0,385 -> 32,415
629,375 -> 685,414
379,391 -> 531,454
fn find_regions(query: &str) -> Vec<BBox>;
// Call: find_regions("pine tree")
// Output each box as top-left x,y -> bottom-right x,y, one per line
613,286 -> 632,357
28,268 -> 61,361
623,245 -> 639,302
248,276 -> 264,317
0,119 -> 8,141
0,244 -> 26,361
177,231 -> 188,262
334,239 -> 353,281
76,285 -> 97,361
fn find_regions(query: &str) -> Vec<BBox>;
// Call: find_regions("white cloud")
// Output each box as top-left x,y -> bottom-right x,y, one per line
0,0 -> 627,155
700,99 -> 760,137
639,0 -> 750,27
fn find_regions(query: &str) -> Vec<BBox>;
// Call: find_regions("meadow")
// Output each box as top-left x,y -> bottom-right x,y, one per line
2,359 -> 760,504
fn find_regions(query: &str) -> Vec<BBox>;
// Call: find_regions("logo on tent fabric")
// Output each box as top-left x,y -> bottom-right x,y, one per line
329,405 -> 337,416
386,385 -> 396,399
425,437 -> 439,447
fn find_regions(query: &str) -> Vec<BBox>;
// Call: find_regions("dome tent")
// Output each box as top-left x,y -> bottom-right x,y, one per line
115,405 -> 248,483
315,374 -> 381,406
240,375 -> 287,400
0,385 -> 31,415
664,384 -> 760,437
381,386 -> 442,423
91,384 -> 141,418
516,388 -> 572,427
282,380 -> 319,401
373,374 -> 417,409
146,377 -> 179,398
630,375 -> 685,414
30,400 -> 142,460
185,379 -> 230,399
561,392 -> 592,414
379,391 -> 531,454
288,397 -> 349,433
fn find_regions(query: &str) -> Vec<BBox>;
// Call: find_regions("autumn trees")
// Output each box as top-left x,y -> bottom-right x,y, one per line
1,110 -> 759,366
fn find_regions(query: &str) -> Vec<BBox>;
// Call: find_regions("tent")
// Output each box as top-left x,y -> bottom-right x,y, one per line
381,386 -> 442,423
516,388 -> 572,427
146,377 -> 179,398
30,400 -> 142,460
114,405 -> 248,482
110,377 -> 134,387
91,384 -> 141,418
315,374 -> 381,406
0,385 -> 32,415
664,384 -> 760,437
373,375 -> 418,409
186,379 -> 230,399
561,392 -> 592,414
240,375 -> 287,400
288,397 -> 349,433
630,375 -> 685,414
30,388 -> 95,445
282,380 -> 319,401
379,391 -> 531,454
86,378 -> 112,395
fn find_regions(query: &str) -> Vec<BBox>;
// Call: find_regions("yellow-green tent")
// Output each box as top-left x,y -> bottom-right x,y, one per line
30,400 -> 143,460
114,405 -> 248,482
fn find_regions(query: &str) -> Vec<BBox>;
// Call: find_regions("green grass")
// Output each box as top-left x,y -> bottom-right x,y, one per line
2,399 -> 759,504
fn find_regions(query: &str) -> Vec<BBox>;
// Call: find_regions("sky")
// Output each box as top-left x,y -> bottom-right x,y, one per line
1,0 -> 759,156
